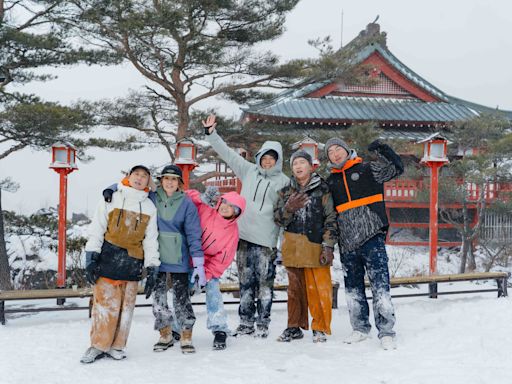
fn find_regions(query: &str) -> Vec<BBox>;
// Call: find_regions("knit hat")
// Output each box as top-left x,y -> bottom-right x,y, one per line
290,149 -> 313,167
129,165 -> 151,176
324,138 -> 350,160
159,164 -> 183,182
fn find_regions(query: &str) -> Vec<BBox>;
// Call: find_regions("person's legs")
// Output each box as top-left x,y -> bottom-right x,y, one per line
362,234 -> 396,339
286,267 -> 309,330
340,247 -> 372,335
111,281 -> 138,351
90,277 -> 122,352
171,273 -> 196,331
206,278 -> 229,334
254,244 -> 277,329
152,272 -> 173,331
304,267 -> 332,335
237,240 -> 257,328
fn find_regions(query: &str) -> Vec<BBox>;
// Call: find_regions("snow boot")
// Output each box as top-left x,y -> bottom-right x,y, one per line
233,324 -> 255,337
312,330 -> 327,343
106,349 -> 126,360
343,330 -> 370,344
212,331 -> 227,350
380,336 -> 397,350
180,328 -> 196,354
254,324 -> 269,338
153,326 -> 174,352
276,327 -> 304,342
80,347 -> 105,364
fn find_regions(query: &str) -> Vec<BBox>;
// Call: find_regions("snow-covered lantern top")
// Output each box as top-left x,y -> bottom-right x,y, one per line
49,142 -> 78,170
417,133 -> 449,165
175,138 -> 196,163
292,137 -> 322,168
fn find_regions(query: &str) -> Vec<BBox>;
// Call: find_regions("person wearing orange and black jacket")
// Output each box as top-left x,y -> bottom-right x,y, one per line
325,138 -> 403,351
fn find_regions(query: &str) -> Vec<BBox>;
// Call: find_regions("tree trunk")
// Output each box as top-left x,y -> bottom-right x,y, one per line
0,189 -> 13,290
459,237 -> 468,274
459,202 -> 470,273
176,97 -> 189,141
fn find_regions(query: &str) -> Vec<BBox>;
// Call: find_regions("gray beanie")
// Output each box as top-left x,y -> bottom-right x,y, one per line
324,137 -> 350,159
290,149 -> 313,167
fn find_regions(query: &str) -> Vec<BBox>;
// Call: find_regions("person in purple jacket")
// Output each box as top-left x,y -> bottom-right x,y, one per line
104,164 -> 205,354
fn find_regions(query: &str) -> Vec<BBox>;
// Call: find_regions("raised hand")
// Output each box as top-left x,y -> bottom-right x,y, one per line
202,114 -> 217,135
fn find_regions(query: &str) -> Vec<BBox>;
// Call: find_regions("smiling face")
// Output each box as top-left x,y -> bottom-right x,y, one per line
260,154 -> 277,170
292,157 -> 313,183
218,202 -> 236,218
327,145 -> 349,165
161,175 -> 180,196
128,169 -> 150,191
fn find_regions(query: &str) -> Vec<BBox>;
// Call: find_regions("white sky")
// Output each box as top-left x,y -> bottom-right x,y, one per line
2,0 -> 512,216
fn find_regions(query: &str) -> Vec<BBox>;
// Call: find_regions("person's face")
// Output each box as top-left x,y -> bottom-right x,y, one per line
128,169 -> 150,191
161,176 -> 180,195
292,158 -> 313,181
260,154 -> 277,170
327,145 -> 349,164
218,201 -> 235,218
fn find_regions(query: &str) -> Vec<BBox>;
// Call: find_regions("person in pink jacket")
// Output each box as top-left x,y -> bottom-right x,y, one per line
186,187 -> 246,350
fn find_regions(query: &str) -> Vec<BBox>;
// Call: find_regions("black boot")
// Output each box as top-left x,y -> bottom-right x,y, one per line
276,327 -> 304,342
213,331 -> 227,350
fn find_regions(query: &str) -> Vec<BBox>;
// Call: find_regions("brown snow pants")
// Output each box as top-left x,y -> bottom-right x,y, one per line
90,277 -> 138,351
286,266 -> 332,334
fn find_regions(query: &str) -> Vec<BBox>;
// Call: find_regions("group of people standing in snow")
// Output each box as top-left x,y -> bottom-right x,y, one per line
80,113 -> 404,363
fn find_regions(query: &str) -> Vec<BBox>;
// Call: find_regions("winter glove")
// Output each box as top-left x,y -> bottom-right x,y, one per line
319,246 -> 334,266
368,140 -> 404,175
201,186 -> 221,207
103,188 -> 114,203
284,192 -> 310,213
190,258 -> 206,288
85,251 -> 101,285
144,266 -> 159,299
202,114 -> 217,135
367,140 -> 384,152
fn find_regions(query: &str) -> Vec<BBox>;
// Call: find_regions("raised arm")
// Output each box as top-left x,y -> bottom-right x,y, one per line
368,140 -> 404,183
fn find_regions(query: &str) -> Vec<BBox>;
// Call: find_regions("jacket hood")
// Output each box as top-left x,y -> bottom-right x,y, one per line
328,148 -> 359,171
117,182 -> 149,202
254,141 -> 284,177
215,191 -> 246,220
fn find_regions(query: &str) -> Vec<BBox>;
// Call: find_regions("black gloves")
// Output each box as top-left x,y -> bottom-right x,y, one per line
284,192 -> 310,213
85,251 -> 101,285
367,140 -> 404,174
103,188 -> 114,203
144,267 -> 159,299
319,246 -> 334,266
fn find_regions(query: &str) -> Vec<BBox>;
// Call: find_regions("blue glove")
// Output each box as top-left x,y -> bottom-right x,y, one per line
201,186 -> 221,207
144,266 -> 159,299
190,258 -> 206,288
85,251 -> 101,285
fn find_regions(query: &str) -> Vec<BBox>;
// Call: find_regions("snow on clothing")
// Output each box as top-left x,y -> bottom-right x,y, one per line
85,182 -> 160,281
206,131 -> 289,248
274,174 -> 338,334
341,234 -> 396,338
148,187 -> 203,273
326,143 -> 403,254
237,240 -> 277,328
185,189 -> 246,281
90,278 -> 138,352
274,173 -> 338,267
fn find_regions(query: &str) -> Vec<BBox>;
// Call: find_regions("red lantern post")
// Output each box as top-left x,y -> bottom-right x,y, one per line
175,138 -> 198,189
418,134 -> 449,277
49,143 -> 78,293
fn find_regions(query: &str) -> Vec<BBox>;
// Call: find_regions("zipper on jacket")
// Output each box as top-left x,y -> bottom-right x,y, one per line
253,179 -> 262,201
259,181 -> 271,211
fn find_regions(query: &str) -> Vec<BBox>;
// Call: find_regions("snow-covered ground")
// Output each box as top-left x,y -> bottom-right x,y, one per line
1,284 -> 511,384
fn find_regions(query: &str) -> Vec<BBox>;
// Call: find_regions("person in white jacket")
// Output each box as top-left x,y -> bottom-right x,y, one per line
80,165 -> 160,364
203,115 -> 289,338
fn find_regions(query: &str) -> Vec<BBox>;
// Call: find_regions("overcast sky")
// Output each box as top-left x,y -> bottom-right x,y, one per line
2,0 -> 512,216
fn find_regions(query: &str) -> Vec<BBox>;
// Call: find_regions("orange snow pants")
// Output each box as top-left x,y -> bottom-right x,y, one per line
90,277 -> 138,351
286,266 -> 332,334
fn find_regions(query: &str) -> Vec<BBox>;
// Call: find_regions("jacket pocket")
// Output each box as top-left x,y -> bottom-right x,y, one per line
158,232 -> 183,266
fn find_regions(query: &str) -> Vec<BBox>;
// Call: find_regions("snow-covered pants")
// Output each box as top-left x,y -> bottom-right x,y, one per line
287,266 -> 332,334
237,240 -> 277,327
340,233 -> 396,338
90,277 -> 138,351
152,272 -> 195,332
206,278 -> 229,334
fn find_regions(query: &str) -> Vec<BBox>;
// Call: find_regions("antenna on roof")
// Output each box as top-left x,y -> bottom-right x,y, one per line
340,9 -> 344,48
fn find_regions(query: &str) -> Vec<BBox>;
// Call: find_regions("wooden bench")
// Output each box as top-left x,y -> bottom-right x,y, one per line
366,272 -> 509,299
0,283 -> 340,325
